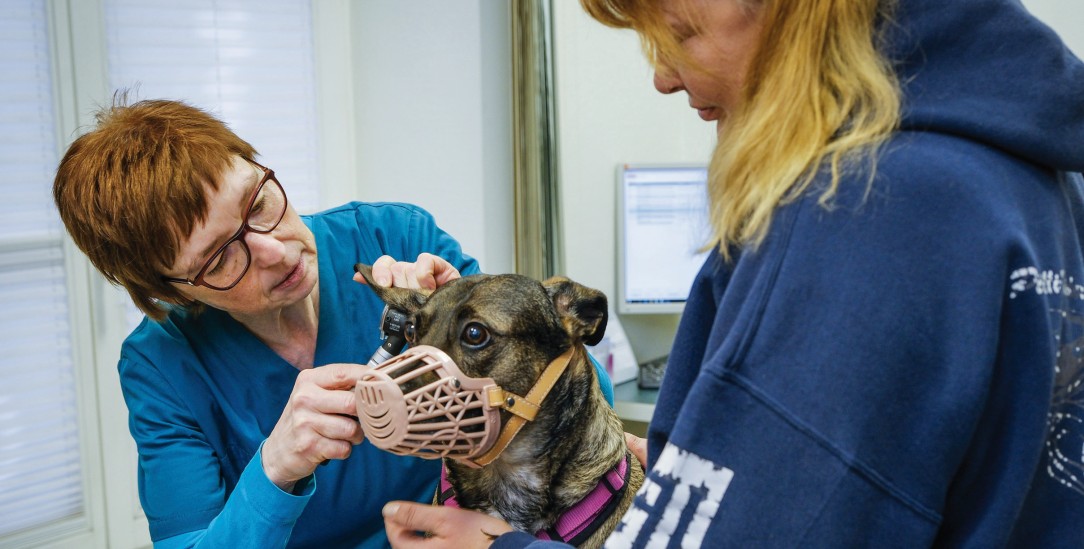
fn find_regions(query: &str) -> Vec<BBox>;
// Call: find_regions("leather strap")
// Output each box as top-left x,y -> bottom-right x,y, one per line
485,386 -> 541,420
468,345 -> 578,467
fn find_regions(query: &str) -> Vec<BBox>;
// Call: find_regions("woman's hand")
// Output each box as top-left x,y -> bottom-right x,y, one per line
357,253 -> 461,290
383,501 -> 514,548
626,432 -> 647,469
261,363 -> 367,491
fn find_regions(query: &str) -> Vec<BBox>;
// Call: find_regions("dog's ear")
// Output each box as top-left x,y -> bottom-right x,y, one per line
542,276 -> 608,346
354,263 -> 429,313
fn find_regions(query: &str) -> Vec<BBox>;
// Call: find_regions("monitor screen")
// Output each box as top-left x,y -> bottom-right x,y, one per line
616,164 -> 711,314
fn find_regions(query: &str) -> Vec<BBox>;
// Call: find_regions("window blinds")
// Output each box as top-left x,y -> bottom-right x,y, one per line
0,0 -> 64,242
105,0 -> 321,214
0,0 -> 85,538
0,0 -> 323,543
0,247 -> 82,536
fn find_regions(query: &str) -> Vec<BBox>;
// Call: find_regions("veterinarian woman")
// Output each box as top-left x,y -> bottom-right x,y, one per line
381,0 -> 1084,547
53,97 -> 493,548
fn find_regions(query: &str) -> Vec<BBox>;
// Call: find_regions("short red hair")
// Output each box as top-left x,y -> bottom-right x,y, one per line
54,96 -> 257,320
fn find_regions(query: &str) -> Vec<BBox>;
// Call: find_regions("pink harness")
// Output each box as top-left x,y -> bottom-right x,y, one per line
438,452 -> 633,545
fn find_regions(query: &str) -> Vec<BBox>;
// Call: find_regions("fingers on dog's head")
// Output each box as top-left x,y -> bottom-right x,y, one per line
542,276 -> 608,346
354,263 -> 377,285
355,263 -> 428,314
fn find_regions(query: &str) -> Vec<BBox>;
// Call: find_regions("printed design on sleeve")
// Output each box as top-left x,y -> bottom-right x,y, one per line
1010,267 -> 1084,496
606,443 -> 734,549
1049,311 -> 1084,496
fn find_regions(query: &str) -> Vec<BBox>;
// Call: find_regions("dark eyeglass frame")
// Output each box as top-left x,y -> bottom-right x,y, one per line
162,161 -> 288,291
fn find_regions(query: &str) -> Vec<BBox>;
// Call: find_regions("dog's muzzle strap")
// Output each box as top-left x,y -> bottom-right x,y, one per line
484,386 -> 540,421
467,345 -> 578,467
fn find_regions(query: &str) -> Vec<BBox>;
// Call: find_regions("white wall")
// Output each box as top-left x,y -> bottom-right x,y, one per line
349,1 -> 514,274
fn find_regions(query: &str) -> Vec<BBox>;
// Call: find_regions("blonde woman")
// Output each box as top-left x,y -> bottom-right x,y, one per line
382,0 -> 1084,546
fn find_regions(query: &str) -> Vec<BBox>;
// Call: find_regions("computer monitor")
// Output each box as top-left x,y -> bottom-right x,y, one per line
616,163 -> 711,314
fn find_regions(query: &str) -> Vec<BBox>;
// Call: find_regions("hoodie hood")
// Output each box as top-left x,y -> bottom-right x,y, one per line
886,0 -> 1084,172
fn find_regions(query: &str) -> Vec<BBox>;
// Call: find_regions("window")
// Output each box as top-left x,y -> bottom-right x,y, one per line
0,0 -> 88,542
0,1 -> 335,547
105,0 -> 321,213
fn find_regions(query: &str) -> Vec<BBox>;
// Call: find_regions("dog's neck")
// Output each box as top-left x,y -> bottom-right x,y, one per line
444,347 -> 628,533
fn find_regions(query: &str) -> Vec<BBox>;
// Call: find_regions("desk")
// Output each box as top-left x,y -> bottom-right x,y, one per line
613,380 -> 658,423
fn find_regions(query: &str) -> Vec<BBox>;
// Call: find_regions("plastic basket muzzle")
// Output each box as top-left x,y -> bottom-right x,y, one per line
355,345 -> 501,462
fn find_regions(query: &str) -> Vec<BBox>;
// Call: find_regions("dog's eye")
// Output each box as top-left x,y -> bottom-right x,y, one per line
461,323 -> 490,348
404,322 -> 417,343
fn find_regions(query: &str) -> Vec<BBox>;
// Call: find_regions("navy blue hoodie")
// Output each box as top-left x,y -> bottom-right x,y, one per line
495,0 -> 1084,547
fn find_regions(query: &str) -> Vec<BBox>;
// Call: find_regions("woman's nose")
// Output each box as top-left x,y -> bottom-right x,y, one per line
653,64 -> 683,94
244,230 -> 286,267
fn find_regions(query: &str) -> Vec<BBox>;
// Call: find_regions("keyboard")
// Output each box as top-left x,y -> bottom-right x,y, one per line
637,355 -> 668,389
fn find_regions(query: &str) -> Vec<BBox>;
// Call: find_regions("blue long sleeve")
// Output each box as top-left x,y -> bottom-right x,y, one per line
154,443 -> 314,548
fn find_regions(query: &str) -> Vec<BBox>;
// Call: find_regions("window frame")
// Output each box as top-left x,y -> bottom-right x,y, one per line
1,1 -> 355,547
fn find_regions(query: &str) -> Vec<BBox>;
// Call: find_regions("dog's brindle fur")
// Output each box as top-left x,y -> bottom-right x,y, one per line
356,266 -> 644,549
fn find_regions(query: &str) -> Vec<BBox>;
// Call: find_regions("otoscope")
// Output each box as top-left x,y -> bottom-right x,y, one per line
354,262 -> 410,364
368,305 -> 409,366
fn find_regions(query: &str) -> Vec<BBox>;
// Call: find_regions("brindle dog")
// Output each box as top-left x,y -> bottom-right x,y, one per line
355,265 -> 644,549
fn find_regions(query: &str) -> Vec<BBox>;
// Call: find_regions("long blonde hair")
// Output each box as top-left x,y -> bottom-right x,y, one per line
582,0 -> 901,259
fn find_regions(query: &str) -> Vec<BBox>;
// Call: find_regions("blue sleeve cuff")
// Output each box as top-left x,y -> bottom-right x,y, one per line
156,442 -> 317,547
238,441 -> 315,525
588,353 -> 615,407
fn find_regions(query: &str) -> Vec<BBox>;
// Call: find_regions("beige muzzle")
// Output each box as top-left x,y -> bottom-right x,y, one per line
355,344 -> 575,468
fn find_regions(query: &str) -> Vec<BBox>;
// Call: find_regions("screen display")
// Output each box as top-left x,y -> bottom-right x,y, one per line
617,164 -> 711,314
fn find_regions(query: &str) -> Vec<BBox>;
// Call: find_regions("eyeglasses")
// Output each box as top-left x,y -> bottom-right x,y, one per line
163,162 -> 288,291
